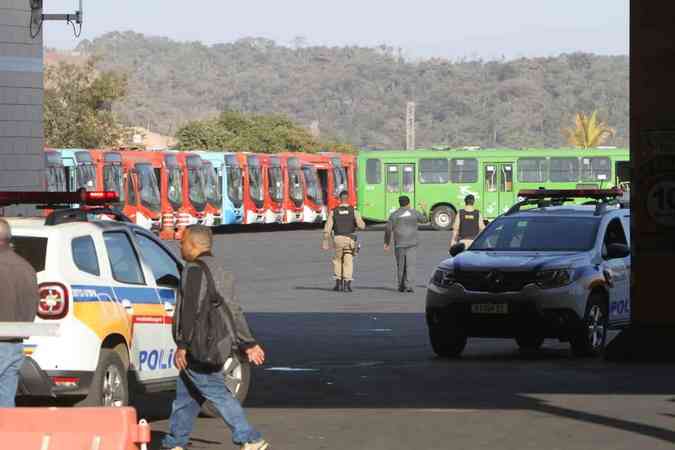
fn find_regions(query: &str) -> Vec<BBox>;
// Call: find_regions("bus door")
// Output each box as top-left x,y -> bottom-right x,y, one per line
483,162 -> 515,217
385,164 -> 415,215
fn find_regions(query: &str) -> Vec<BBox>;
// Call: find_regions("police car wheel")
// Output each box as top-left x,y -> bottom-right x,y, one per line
201,354 -> 251,418
431,206 -> 454,231
571,294 -> 608,357
429,326 -> 467,358
80,349 -> 129,407
515,335 -> 545,352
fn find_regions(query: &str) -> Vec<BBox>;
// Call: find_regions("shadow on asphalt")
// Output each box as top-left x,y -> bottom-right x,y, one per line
294,285 -> 400,293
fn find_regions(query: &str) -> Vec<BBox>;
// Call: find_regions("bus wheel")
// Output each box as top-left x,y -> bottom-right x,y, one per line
431,206 -> 454,231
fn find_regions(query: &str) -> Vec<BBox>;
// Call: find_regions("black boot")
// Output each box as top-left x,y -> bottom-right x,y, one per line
333,279 -> 343,291
344,281 -> 353,292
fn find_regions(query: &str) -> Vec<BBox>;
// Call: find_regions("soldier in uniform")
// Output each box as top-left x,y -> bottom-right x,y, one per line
450,194 -> 485,249
322,191 -> 366,292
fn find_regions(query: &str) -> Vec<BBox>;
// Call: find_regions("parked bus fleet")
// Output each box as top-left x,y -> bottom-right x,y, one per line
43,147 -> 629,239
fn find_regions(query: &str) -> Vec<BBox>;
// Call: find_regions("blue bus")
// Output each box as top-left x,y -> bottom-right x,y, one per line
197,151 -> 243,225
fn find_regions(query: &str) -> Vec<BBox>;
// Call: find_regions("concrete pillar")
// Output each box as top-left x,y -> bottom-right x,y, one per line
0,0 -> 44,214
606,2 -> 675,360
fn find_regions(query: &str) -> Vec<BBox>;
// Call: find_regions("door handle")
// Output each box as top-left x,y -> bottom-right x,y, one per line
164,302 -> 175,315
121,299 -> 134,314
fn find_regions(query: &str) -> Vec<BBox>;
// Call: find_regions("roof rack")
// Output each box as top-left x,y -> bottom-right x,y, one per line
506,188 -> 625,216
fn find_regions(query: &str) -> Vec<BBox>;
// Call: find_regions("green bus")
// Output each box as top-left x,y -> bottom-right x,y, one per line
356,147 -> 630,230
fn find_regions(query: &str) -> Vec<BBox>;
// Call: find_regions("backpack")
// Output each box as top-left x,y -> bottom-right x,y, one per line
189,260 -> 238,367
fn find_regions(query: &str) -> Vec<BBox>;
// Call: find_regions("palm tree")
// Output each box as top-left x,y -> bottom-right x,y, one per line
562,111 -> 615,148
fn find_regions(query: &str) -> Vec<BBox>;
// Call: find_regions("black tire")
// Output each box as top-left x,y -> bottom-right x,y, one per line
431,206 -> 455,231
79,349 -> 129,407
571,294 -> 608,357
201,353 -> 252,418
516,335 -> 545,352
429,326 -> 467,358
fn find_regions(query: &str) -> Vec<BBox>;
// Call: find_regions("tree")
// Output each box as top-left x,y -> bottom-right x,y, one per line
44,58 -> 130,148
562,111 -> 615,148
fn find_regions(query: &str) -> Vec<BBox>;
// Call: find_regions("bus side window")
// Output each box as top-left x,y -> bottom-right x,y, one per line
366,159 -> 381,185
451,158 -> 477,183
485,166 -> 497,192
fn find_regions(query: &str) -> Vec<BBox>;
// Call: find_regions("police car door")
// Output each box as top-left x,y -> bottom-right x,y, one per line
602,217 -> 631,328
131,230 -> 181,383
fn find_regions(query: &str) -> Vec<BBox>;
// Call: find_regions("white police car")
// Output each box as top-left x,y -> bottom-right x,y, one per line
427,189 -> 630,358
1,191 -> 249,411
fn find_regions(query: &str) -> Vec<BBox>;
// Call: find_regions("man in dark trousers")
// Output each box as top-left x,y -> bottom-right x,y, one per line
322,191 -> 366,292
162,225 -> 270,450
0,219 -> 38,407
450,194 -> 485,249
384,196 -> 427,293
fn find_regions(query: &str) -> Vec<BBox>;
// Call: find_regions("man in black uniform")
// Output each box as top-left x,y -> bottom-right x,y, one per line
450,194 -> 485,249
323,191 -> 366,292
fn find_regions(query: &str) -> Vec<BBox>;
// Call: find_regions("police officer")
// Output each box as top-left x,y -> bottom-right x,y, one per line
384,196 -> 428,293
322,191 -> 366,292
450,194 -> 485,249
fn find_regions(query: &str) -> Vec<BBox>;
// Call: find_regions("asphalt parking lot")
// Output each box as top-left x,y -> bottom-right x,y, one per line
145,225 -> 675,450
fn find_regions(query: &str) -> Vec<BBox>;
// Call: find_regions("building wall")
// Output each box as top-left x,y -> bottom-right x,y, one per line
0,0 -> 44,202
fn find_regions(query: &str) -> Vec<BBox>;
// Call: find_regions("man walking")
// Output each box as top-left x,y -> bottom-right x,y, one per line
162,225 -> 269,450
322,191 -> 366,292
384,196 -> 427,293
450,194 -> 485,249
0,218 -> 38,407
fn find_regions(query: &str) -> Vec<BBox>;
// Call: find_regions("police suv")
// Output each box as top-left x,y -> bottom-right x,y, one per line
1,191 -> 248,412
426,189 -> 630,358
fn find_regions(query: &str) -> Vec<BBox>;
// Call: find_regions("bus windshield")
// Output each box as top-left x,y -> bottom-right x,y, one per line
188,167 -> 206,212
303,166 -> 323,205
167,166 -> 183,210
103,165 -> 125,203
248,165 -> 264,207
46,166 -> 67,192
76,164 -> 96,191
203,164 -> 222,208
333,166 -> 347,197
288,167 -> 304,206
226,165 -> 243,208
136,164 -> 161,212
268,165 -> 284,204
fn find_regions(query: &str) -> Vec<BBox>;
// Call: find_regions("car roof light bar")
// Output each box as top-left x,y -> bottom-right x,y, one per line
0,190 -> 119,207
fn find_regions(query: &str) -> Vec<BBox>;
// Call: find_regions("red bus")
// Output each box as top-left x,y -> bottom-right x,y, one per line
44,149 -> 67,192
296,153 -> 330,223
174,152 -> 207,227
239,153 -> 266,224
259,154 -> 285,223
322,152 -> 357,208
113,150 -> 162,231
279,154 -> 305,223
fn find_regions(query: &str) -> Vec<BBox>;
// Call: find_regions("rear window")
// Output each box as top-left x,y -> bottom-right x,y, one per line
12,236 -> 47,272
72,236 -> 100,276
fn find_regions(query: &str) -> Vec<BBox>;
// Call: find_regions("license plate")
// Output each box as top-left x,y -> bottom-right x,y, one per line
471,303 -> 508,314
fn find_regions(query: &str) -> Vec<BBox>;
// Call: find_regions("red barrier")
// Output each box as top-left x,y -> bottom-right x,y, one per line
0,407 -> 151,450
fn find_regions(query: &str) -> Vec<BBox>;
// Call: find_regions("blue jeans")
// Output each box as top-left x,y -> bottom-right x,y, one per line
0,342 -> 24,407
162,368 -> 261,448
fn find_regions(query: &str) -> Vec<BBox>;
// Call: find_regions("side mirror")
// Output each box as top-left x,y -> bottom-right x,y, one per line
449,243 -> 466,257
156,274 -> 180,288
606,243 -> 630,259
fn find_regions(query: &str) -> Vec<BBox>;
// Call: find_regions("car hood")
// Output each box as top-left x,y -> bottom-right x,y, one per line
439,251 -> 590,272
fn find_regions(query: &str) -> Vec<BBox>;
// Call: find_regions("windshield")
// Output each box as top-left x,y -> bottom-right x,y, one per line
202,164 -> 222,208
248,165 -> 264,207
103,165 -> 124,203
167,167 -> 183,210
471,216 -> 600,252
76,164 -> 96,191
268,166 -> 284,204
46,166 -> 67,192
136,164 -> 161,212
226,165 -> 243,208
188,167 -> 206,211
333,166 -> 347,197
288,168 -> 304,206
303,166 -> 323,205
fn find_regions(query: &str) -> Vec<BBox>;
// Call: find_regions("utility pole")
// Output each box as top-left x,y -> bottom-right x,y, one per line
406,101 -> 416,150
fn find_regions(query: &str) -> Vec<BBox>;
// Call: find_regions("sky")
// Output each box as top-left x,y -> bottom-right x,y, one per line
43,0 -> 629,60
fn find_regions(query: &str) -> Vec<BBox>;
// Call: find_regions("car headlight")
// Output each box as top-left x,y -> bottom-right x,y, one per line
431,268 -> 456,288
535,269 -> 573,289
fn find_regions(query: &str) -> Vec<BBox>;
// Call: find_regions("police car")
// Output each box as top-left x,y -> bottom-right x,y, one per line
1,191 -> 249,412
426,189 -> 630,358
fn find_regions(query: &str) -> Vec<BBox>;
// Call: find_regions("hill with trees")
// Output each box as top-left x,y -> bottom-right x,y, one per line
71,31 -> 629,149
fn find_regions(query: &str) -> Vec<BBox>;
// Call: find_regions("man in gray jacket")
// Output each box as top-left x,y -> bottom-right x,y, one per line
384,196 -> 427,293
163,225 -> 269,450
0,219 -> 38,407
